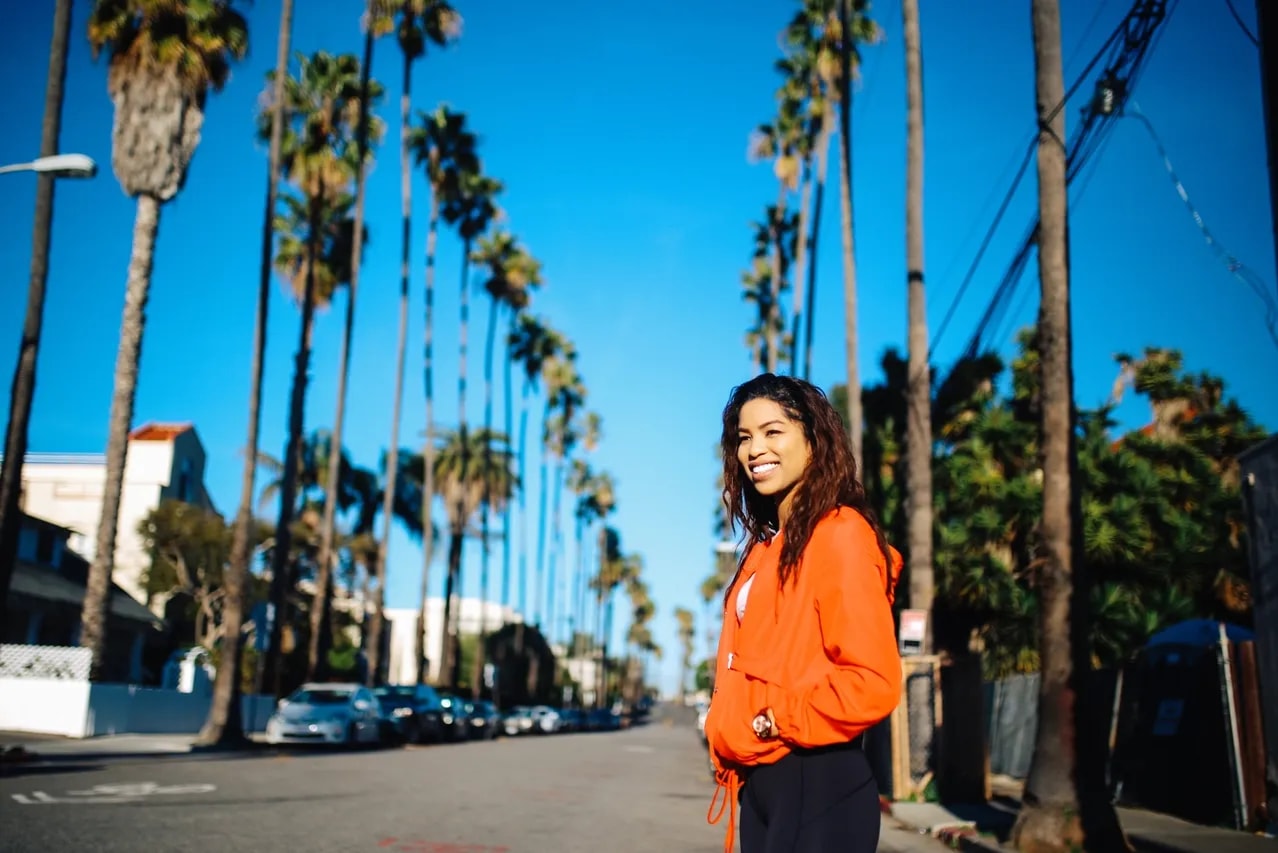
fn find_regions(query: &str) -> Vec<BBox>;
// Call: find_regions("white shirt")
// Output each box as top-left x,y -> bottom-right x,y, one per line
735,574 -> 755,622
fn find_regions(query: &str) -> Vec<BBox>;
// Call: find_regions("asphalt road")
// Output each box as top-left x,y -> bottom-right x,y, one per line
0,706 -> 950,853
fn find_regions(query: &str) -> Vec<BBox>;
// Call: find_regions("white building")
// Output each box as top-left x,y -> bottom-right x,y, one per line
384,597 -> 523,685
12,423 -> 214,605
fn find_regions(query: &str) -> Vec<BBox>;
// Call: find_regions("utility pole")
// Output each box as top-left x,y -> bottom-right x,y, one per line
1257,2 -> 1278,286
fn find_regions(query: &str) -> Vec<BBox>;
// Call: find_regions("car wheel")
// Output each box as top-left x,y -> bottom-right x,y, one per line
347,722 -> 360,747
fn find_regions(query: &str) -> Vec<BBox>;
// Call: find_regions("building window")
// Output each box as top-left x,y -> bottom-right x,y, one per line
178,458 -> 192,502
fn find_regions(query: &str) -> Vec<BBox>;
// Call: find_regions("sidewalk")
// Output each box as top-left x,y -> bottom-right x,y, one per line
890,796 -> 1276,853
0,731 -> 268,764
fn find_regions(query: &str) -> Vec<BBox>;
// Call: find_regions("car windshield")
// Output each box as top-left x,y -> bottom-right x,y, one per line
373,686 -> 414,700
290,689 -> 352,705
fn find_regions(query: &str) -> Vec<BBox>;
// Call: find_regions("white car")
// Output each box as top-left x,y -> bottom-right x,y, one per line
529,705 -> 561,734
265,683 -> 383,746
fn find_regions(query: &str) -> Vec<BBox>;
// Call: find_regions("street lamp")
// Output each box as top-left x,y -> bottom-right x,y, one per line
0,153 -> 96,178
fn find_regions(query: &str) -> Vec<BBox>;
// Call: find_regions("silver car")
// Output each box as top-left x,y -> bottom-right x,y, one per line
265,683 -> 383,746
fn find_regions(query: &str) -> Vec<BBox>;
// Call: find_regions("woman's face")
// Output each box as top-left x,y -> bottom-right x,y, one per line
736,397 -> 811,503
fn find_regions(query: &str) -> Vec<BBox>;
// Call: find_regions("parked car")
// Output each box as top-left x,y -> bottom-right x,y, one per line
373,684 -> 445,744
265,683 -> 383,747
464,700 -> 502,739
503,705 -> 536,736
529,705 -> 562,734
437,693 -> 473,741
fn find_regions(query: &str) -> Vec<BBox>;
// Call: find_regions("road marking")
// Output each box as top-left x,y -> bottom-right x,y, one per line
624,746 -> 654,754
12,782 -> 217,805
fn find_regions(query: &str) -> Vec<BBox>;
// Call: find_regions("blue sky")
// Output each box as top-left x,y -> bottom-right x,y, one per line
2,1 -> 1274,696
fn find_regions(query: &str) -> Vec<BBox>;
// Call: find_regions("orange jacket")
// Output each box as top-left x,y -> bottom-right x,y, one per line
704,507 -> 902,851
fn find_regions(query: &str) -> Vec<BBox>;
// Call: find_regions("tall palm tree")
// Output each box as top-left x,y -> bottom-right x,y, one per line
313,1 -> 387,680
415,428 -> 516,690
80,0 -> 248,680
507,315 -> 559,625
198,0 -> 293,744
0,0 -> 74,641
1011,2 -> 1123,848
673,606 -> 695,701
540,351 -> 585,639
374,0 -> 461,690
748,100 -> 802,373
473,233 -> 542,673
262,51 -> 366,695
834,0 -> 877,468
406,104 -> 476,683
901,0 -> 933,650
443,168 -> 503,612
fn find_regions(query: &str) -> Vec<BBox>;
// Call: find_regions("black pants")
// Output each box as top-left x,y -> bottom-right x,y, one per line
738,741 -> 879,853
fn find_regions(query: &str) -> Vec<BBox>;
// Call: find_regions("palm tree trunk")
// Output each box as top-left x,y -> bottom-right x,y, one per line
804,117 -> 832,382
312,21 -> 377,683
767,185 -> 788,374
518,384 -> 531,625
268,194 -> 324,698
501,312 -> 515,613
474,296 -> 499,699
198,0 -> 293,743
788,155 -> 813,377
0,0 -> 72,624
837,0 -> 862,470
442,528 -> 463,690
902,0 -> 933,650
534,413 -> 550,628
81,192 -> 162,681
545,458 -> 564,644
570,513 -> 584,657
1012,2 -> 1125,849
373,48 -> 414,689
417,192 -> 441,685
450,243 -> 472,676
365,558 -> 386,685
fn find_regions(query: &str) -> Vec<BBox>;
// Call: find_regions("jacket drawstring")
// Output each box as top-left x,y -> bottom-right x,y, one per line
707,766 -> 741,853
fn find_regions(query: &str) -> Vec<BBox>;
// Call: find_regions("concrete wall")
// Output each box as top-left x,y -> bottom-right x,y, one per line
0,678 -> 276,738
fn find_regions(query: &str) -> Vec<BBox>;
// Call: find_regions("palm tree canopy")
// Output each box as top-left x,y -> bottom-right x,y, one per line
407,104 -> 478,193
508,314 -> 562,391
264,51 -> 385,201
273,191 -> 364,306
444,169 -> 503,243
407,429 -> 518,534
372,0 -> 461,60
88,0 -> 248,199
473,231 -> 544,311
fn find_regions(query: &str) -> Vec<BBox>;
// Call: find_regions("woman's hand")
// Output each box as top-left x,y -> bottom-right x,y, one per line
751,707 -> 777,740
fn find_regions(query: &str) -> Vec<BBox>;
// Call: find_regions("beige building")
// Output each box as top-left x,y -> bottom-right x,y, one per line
13,422 -> 214,605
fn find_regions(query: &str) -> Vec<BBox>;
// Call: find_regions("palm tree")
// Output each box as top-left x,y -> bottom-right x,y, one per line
416,428 -> 517,691
507,314 -> 559,630
443,170 -> 504,627
374,0 -> 461,690
0,0 -> 74,643
901,0 -> 933,650
834,0 -> 877,468
1011,2 -> 1122,848
748,100 -> 802,373
262,51 -> 366,694
540,352 -> 586,639
79,0 -> 248,680
406,104 -> 476,683
198,0 -> 293,744
780,6 -> 836,381
473,232 -> 542,684
673,606 -> 695,702
313,2 -> 388,680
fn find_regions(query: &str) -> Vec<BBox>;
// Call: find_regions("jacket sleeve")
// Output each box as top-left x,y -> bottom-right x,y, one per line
766,519 -> 902,748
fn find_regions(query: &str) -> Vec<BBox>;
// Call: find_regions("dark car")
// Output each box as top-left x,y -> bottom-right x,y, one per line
373,684 -> 445,744
437,693 -> 474,742
466,700 -> 503,740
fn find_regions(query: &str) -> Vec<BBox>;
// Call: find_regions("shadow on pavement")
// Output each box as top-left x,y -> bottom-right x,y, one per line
0,762 -> 106,780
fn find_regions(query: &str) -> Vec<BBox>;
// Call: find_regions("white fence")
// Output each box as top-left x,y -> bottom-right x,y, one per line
0,678 -> 277,738
0,644 -> 92,680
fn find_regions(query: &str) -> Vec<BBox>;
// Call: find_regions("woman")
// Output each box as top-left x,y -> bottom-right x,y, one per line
704,373 -> 902,853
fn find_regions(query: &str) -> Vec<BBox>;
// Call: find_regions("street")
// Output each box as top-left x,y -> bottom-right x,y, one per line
0,707 -> 949,852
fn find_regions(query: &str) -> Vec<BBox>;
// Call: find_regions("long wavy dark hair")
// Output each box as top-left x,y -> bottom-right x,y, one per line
720,373 -> 892,604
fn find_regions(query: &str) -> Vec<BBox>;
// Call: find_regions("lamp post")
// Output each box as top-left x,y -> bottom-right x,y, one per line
0,153 -> 97,178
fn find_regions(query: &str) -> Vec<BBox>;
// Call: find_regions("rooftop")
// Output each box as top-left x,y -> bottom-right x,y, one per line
128,422 -> 193,442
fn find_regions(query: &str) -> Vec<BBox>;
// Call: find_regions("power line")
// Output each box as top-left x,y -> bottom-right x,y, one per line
1221,0 -> 1259,47
1125,100 -> 1278,351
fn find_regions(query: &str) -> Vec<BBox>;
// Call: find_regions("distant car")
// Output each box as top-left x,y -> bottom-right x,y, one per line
503,706 -> 536,736
373,684 -> 446,744
465,700 -> 502,739
529,705 -> 562,734
437,693 -> 473,741
266,683 -> 383,746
